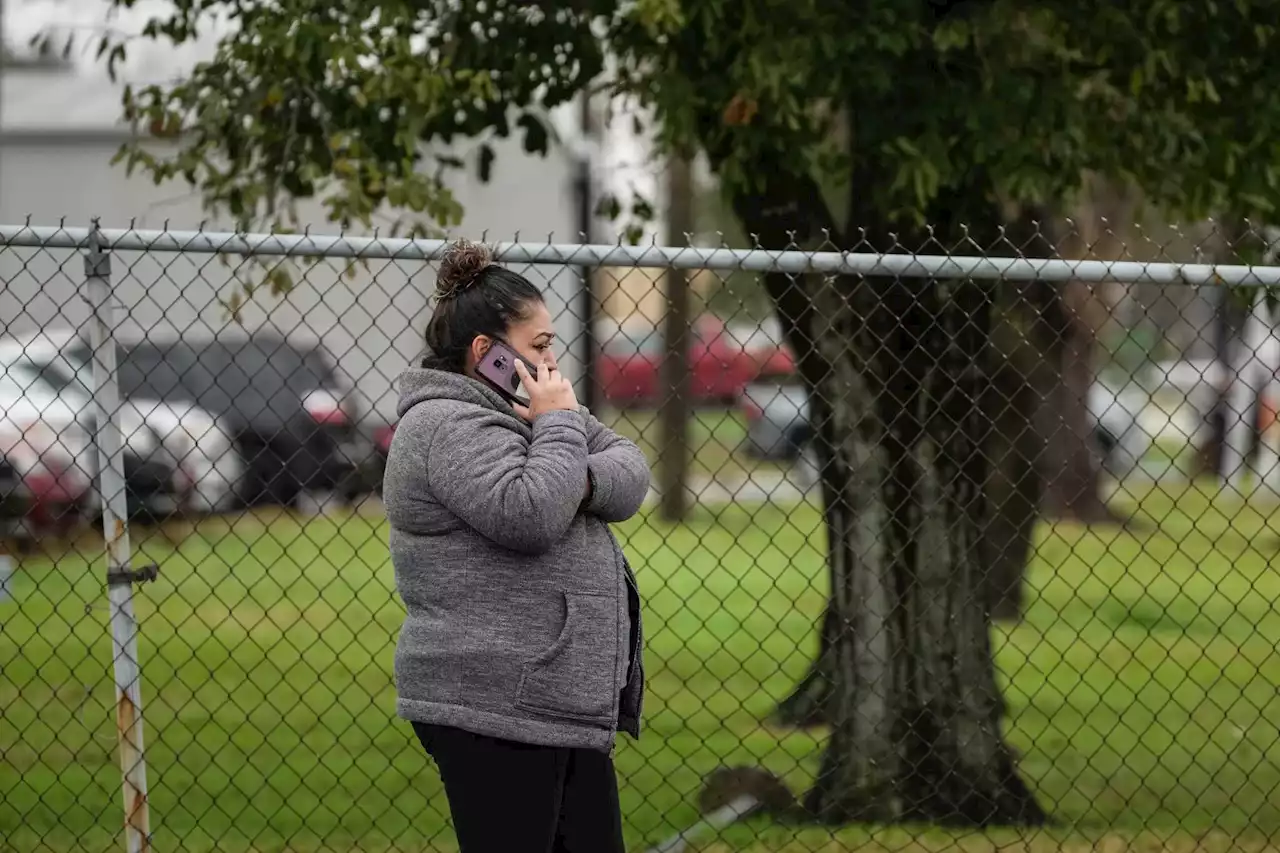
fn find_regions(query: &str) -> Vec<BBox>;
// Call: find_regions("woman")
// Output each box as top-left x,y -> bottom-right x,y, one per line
382,239 -> 650,852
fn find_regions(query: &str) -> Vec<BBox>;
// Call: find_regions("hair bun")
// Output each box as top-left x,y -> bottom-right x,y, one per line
436,239 -> 494,299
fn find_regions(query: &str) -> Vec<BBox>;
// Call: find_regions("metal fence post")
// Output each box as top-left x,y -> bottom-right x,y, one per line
84,223 -> 154,853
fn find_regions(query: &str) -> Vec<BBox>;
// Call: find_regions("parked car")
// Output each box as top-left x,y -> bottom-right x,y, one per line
1,331 -> 240,513
1088,381 -> 1156,477
0,371 -> 94,534
0,359 -> 183,521
0,452 -> 35,540
740,378 -> 1154,477
367,423 -> 397,497
740,381 -> 811,461
113,334 -> 370,508
597,316 -> 796,406
1147,356 -> 1254,460
0,435 -> 89,540
0,453 -> 27,516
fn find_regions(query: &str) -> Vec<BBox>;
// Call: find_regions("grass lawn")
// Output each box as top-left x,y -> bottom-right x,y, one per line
601,407 -> 791,480
2,481 -> 1280,852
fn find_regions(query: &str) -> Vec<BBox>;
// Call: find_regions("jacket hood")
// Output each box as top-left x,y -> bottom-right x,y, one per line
395,366 -> 515,418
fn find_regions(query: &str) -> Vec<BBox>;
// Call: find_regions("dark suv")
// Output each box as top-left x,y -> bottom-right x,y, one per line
111,335 -> 368,508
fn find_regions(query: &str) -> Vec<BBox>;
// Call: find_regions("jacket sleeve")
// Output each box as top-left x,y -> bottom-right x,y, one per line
579,407 -> 651,522
426,407 -> 589,555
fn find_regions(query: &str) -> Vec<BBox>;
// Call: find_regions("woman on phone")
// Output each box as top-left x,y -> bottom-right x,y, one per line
382,240 -> 650,852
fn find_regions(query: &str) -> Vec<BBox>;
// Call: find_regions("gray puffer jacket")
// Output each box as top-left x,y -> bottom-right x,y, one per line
382,367 -> 650,753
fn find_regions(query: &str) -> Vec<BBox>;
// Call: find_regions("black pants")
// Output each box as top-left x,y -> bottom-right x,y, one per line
413,722 -> 626,853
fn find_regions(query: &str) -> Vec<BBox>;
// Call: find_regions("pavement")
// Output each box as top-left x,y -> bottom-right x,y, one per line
644,467 -> 817,507
659,458 -> 1193,509
324,457 -> 1245,521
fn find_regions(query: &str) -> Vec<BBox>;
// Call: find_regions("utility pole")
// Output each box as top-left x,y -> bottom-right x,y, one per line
1,2 -> 6,210
575,90 -> 598,412
658,154 -> 693,522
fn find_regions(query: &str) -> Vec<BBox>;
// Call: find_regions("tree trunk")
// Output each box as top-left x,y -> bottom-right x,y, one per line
1195,256 -> 1250,480
976,213 -> 1064,621
725,169 -> 1042,825
657,155 -> 694,522
802,272 -> 1045,824
773,222 -> 1072,700
1195,282 -> 1233,477
980,310 -> 1048,622
1037,311 -> 1123,523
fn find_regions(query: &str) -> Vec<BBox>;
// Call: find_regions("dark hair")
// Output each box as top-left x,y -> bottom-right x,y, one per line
421,239 -> 544,373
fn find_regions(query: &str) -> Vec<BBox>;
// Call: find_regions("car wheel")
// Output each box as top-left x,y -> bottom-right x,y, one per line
231,442 -> 271,509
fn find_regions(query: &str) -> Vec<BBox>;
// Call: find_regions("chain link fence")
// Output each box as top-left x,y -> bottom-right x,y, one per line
2,221 -> 1280,853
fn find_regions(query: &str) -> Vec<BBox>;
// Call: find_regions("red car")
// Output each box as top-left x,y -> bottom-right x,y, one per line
369,317 -> 796,476
596,316 -> 795,406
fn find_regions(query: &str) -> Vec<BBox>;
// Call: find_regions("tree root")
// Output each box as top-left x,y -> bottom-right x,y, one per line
772,659 -> 834,729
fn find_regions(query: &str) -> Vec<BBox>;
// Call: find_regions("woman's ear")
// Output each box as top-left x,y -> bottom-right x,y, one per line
469,335 -> 492,367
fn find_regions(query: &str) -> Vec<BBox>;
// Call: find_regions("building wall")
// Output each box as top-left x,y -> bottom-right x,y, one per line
0,133 -> 586,422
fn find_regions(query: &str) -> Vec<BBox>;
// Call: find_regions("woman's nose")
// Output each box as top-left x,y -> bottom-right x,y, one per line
543,353 -> 559,371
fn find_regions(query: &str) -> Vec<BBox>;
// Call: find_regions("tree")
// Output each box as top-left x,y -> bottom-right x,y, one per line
1037,186 -> 1138,528
75,0 -> 1280,827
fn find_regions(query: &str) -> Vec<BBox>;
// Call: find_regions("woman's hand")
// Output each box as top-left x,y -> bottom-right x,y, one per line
513,360 -> 579,421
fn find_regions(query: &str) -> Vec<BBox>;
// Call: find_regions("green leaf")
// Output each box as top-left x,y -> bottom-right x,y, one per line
60,0 -> 1280,262
595,194 -> 622,221
266,266 -> 294,296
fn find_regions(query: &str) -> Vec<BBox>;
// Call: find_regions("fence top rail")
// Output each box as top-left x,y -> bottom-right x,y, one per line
2,222 -> 1280,286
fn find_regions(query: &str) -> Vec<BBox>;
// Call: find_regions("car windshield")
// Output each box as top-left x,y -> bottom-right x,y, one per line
33,356 -> 95,400
71,360 -> 96,398
0,363 -> 69,408
115,343 -> 200,402
222,339 -> 337,392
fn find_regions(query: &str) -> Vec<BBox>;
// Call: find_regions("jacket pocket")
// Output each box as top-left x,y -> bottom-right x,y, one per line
514,591 -> 617,725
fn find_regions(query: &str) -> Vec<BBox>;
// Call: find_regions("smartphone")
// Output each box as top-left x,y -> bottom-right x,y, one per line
475,338 -> 538,405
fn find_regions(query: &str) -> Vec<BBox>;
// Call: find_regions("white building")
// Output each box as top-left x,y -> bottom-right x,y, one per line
0,2 -> 599,421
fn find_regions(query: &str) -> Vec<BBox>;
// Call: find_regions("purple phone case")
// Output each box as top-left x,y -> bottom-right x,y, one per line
476,340 -> 536,404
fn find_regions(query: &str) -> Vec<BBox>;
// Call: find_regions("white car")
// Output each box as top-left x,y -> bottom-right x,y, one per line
0,368 -> 97,529
742,377 -> 1157,482
0,331 -> 244,514
0,358 -> 188,517
1087,380 -> 1157,477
